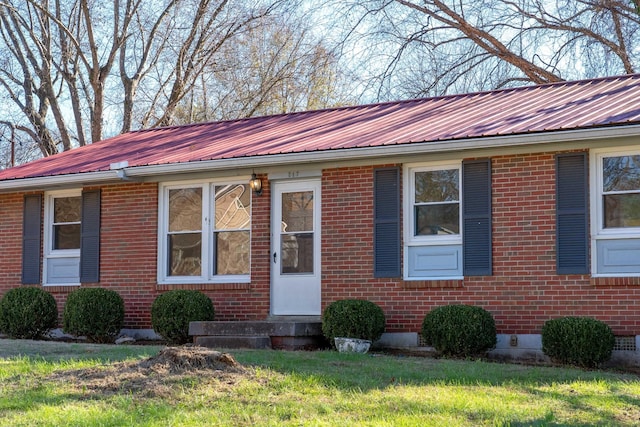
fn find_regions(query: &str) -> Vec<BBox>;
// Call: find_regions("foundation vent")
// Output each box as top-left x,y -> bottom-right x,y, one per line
614,336 -> 637,352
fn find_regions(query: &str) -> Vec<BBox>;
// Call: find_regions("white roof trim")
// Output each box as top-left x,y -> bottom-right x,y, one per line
2,124 -> 640,192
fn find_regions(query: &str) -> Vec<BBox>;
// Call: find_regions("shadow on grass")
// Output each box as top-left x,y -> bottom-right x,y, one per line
2,340 -> 639,426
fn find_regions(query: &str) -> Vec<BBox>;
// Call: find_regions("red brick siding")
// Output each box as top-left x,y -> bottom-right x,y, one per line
2,154 -> 640,336
320,154 -> 640,336
0,193 -> 28,293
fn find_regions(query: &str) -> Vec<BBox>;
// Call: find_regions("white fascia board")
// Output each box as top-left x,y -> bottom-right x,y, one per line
0,171 -> 119,192
2,124 -> 640,191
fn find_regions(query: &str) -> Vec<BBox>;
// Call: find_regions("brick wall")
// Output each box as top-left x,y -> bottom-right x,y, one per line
321,154 -> 640,337
2,153 -> 640,336
0,193 -> 26,295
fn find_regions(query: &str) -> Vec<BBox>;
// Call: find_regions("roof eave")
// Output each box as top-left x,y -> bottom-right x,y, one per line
2,124 -> 639,192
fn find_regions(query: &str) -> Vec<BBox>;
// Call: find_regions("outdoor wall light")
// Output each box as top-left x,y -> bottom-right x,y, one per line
249,173 -> 263,196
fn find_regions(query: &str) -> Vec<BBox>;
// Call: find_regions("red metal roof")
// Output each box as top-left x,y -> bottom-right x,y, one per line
2,74 -> 640,181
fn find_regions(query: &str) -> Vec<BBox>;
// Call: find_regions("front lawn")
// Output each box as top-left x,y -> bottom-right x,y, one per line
0,339 -> 638,426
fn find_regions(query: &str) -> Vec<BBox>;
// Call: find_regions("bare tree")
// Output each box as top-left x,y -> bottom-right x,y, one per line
0,0 -> 304,161
172,12 -> 352,124
332,0 -> 640,99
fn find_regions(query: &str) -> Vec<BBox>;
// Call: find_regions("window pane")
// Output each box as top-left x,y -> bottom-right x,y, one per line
415,170 -> 459,203
604,194 -> 640,228
169,188 -> 202,232
282,191 -> 313,232
54,197 -> 81,223
603,155 -> 640,192
54,224 -> 81,249
281,233 -> 313,274
215,231 -> 250,275
215,184 -> 251,230
168,233 -> 202,276
415,204 -> 460,235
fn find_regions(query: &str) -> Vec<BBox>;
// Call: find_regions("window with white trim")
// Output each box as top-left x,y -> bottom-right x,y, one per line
44,190 -> 82,285
601,154 -> 640,229
159,180 -> 251,284
413,168 -> 461,238
404,162 -> 463,279
592,149 -> 640,276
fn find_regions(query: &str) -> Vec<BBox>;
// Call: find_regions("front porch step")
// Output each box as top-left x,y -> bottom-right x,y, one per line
189,320 -> 326,350
194,335 -> 272,350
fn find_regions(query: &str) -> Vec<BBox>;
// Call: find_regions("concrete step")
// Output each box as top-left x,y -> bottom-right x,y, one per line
194,335 -> 272,350
189,319 -> 326,350
189,320 -> 322,337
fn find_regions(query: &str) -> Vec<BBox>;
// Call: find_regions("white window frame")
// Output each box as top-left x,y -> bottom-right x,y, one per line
158,178 -> 252,285
591,148 -> 640,239
403,161 -> 463,281
590,147 -> 640,277
404,161 -> 463,247
43,189 -> 82,286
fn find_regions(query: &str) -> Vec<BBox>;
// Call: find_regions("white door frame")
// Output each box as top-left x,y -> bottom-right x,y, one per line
270,179 -> 321,315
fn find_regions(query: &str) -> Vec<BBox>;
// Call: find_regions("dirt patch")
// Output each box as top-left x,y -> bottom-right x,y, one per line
50,346 -> 249,398
141,346 -> 244,373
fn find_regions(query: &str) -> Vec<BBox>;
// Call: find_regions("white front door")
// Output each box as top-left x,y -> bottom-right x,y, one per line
271,179 -> 321,315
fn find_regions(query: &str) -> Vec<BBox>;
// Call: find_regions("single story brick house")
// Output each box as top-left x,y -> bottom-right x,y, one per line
1,74 -> 640,356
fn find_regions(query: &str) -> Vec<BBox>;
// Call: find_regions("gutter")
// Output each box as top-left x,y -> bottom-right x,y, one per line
2,124 -> 640,192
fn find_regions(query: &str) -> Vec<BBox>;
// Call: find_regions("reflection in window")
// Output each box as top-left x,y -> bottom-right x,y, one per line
168,188 -> 202,276
281,191 -> 314,274
163,183 -> 252,279
414,169 -> 460,236
214,185 -> 251,275
52,196 -> 81,249
603,155 -> 640,228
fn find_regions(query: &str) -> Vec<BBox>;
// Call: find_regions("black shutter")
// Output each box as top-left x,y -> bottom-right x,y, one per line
462,159 -> 492,276
556,153 -> 589,274
374,167 -> 400,277
22,194 -> 42,284
80,189 -> 101,283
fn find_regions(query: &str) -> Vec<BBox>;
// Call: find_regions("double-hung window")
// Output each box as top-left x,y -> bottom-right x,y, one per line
159,180 -> 251,284
404,162 -> 463,279
44,190 -> 82,285
592,149 -> 640,276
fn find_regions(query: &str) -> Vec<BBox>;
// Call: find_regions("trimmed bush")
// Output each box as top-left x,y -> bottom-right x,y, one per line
422,304 -> 497,357
63,288 -> 125,343
151,290 -> 215,345
322,299 -> 386,344
542,316 -> 615,368
0,287 -> 58,339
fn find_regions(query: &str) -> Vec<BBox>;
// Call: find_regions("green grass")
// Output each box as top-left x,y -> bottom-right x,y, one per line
0,339 -> 639,426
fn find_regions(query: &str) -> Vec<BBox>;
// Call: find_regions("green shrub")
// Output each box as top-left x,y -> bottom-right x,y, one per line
422,304 -> 497,357
322,299 -> 386,344
151,290 -> 215,344
542,316 -> 615,368
0,287 -> 58,339
63,288 -> 125,343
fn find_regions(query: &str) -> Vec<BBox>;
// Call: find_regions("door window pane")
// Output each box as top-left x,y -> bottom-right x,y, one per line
282,191 -> 313,232
281,191 -> 314,274
281,233 -> 313,274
